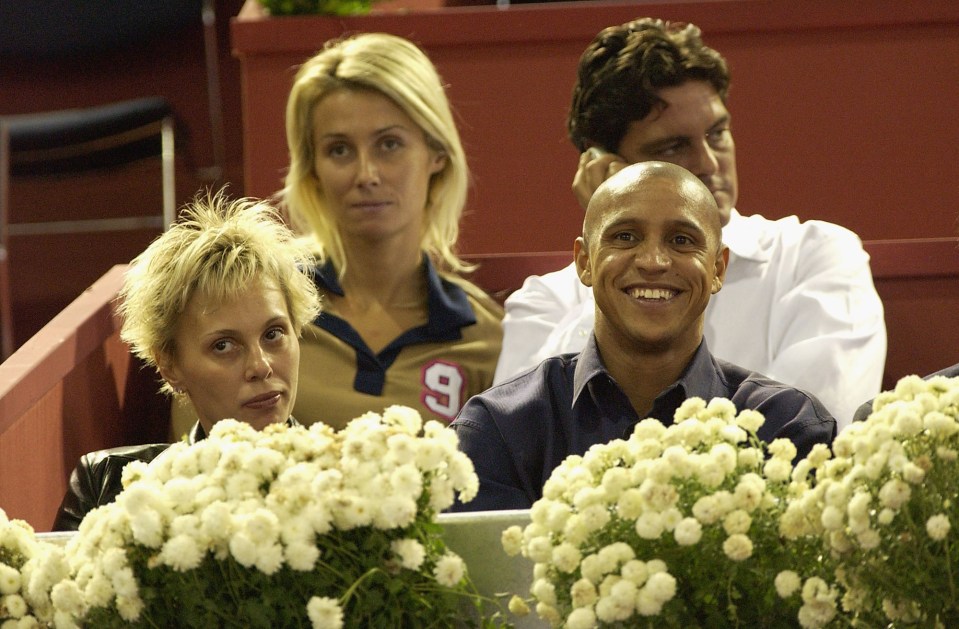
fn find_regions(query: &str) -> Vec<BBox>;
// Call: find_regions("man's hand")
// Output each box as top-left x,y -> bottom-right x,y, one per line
572,147 -> 629,210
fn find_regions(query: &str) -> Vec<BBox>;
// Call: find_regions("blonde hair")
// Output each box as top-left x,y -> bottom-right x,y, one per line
283,32 -> 471,275
118,192 -> 321,391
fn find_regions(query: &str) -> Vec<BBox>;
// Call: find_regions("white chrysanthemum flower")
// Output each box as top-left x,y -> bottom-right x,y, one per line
923,410 -> 959,437
569,578 -> 598,608
433,554 -> 465,587
710,443 -> 737,474
723,509 -> 752,536
820,505 -> 844,531
306,595 -> 343,629
127,509 -> 166,549
632,418 -> 668,440
284,540 -> 320,572
577,504 -> 612,536
674,517 -> 703,546
696,459 -> 726,487
764,458 -> 792,483
79,568 -> 113,609
601,542 -> 635,567
926,514 -> 951,541
674,397 -> 707,422
737,447 -> 763,468
386,465 -> 422,502
634,512 -> 664,540
539,502 -> 570,534
718,424 -> 748,444
638,480 -> 677,512
157,534 -> 203,572
0,564 -> 21,596
228,532 -> 258,567
797,577 -> 838,628
901,461 -> 926,485
706,397 -> 737,420
692,494 -> 722,525
601,467 -> 631,498
508,595 -> 530,616
535,601 -> 561,626
551,543 -> 582,574
829,530 -> 853,554
856,528 -> 881,550
767,438 -> 797,461
373,495 -> 417,530
562,515 -> 590,548
579,554 -> 607,586
594,592 -> 630,623
644,571 -> 677,603
774,570 -> 802,598
735,409 -> 765,433
331,495 -> 374,529
390,539 -> 426,571
413,440 -> 444,471
501,526 -> 523,557
531,578 -> 558,606
847,492 -> 872,521
635,587 -> 664,617
115,593 -> 144,622
2,592 -> 27,618
109,566 -> 139,601
878,478 -> 911,510
525,537 -> 554,564
722,534 -> 753,561
618,559 -> 648,587
566,606 -> 597,629
49,579 -> 85,616
382,405 -> 423,434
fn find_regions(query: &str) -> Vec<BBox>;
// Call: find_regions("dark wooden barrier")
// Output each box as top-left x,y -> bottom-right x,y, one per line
0,266 -> 167,531
231,0 -> 959,253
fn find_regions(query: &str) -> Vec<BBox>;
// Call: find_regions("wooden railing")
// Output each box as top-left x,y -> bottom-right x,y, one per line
0,265 -> 167,531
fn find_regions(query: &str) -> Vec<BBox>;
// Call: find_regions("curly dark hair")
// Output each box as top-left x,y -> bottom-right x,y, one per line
568,18 -> 730,153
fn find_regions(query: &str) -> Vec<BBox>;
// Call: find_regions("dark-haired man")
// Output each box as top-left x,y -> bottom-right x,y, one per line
494,18 -> 886,430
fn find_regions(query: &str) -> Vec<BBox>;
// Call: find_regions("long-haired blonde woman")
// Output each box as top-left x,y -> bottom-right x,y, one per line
284,33 -> 502,429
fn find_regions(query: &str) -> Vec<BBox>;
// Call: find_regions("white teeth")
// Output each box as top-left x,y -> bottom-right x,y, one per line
628,288 -> 675,300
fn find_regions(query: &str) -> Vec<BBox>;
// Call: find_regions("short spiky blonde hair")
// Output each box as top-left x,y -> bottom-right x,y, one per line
117,192 -> 321,385
283,32 -> 471,275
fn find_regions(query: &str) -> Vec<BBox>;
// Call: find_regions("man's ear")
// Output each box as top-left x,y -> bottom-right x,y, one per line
574,237 -> 592,287
711,245 -> 730,294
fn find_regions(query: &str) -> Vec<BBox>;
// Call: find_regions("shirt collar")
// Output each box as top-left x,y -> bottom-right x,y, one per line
311,255 -> 476,333
571,334 -> 607,407
722,208 -> 773,263
570,333 -> 719,416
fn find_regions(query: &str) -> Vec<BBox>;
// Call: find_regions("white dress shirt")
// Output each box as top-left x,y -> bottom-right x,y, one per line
494,209 -> 887,430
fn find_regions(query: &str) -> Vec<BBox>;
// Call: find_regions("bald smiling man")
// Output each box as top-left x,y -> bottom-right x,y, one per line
450,162 -> 836,512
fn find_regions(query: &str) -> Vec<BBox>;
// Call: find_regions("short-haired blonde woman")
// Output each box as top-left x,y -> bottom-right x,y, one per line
53,193 -> 320,530
284,33 -> 502,429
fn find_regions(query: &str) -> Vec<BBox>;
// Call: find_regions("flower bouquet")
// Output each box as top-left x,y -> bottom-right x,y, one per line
501,397 -> 831,628
0,508 -> 70,625
46,406 -> 501,628
782,375 -> 959,627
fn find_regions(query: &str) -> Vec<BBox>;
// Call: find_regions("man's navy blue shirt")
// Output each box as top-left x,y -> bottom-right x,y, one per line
450,335 -> 836,511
